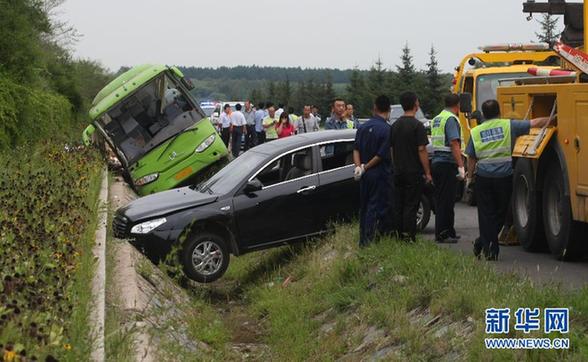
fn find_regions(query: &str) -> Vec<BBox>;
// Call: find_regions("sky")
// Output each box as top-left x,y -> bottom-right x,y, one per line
58,0 -> 562,73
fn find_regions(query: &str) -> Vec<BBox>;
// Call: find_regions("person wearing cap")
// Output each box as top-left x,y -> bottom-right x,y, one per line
430,94 -> 464,244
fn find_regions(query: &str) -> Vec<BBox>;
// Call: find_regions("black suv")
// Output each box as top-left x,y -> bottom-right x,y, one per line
114,130 -> 433,282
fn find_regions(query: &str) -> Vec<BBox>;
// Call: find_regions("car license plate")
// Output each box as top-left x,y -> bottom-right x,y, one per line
175,166 -> 193,181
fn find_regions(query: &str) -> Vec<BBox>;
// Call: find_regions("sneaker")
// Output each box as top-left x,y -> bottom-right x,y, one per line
473,239 -> 483,259
436,237 -> 458,244
485,254 -> 498,261
449,234 -> 461,240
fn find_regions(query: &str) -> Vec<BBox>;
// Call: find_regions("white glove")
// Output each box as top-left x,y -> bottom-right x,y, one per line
354,164 -> 365,181
457,166 -> 466,181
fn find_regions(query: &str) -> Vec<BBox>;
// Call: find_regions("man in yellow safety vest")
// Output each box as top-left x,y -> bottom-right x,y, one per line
466,99 -> 550,260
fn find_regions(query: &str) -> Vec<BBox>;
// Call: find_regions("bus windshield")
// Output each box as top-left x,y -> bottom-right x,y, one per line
96,73 -> 203,165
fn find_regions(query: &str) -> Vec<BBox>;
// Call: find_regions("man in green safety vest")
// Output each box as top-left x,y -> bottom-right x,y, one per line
431,94 -> 464,244
465,99 -> 551,260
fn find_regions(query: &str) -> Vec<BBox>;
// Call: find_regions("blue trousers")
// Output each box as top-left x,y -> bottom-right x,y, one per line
359,170 -> 391,246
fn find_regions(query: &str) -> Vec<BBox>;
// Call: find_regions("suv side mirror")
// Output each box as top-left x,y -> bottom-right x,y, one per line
459,93 -> 473,114
243,179 -> 263,194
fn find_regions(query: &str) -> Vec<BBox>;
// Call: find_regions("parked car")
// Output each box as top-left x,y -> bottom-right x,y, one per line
113,130 -> 433,282
389,104 -> 432,132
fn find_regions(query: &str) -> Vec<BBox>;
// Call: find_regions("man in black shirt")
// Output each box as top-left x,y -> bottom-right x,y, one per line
390,92 -> 432,242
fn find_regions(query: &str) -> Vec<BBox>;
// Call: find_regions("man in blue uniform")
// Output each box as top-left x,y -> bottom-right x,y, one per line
353,95 -> 392,247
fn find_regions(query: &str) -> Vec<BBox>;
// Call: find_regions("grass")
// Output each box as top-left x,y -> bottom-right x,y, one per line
104,195 -> 136,362
61,166 -> 104,362
0,144 -> 103,361
168,223 -> 588,361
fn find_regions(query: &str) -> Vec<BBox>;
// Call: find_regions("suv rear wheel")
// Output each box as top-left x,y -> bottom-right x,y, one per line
182,232 -> 230,283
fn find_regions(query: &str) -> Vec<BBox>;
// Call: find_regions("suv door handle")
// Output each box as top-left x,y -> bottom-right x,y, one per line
297,185 -> 316,194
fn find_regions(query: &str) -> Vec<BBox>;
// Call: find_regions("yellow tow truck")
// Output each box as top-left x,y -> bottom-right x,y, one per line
452,45 -> 559,203
492,0 -> 588,259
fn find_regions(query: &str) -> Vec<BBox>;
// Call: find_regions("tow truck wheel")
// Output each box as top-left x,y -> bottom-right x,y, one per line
512,159 -> 545,251
543,163 -> 585,260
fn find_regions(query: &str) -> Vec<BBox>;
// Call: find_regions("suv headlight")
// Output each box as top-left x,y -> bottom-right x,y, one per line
134,173 -> 159,187
131,217 -> 167,234
195,134 -> 216,153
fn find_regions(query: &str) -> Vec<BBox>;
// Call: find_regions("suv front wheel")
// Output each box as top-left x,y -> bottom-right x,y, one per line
182,233 -> 230,283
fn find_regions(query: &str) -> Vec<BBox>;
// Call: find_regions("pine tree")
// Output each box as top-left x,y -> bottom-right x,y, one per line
249,88 -> 264,105
396,43 -> 417,92
321,72 -> 336,117
423,45 -> 444,116
292,80 -> 307,111
267,81 -> 277,103
367,57 -> 387,98
536,14 -> 560,46
277,76 -> 292,106
346,68 -> 371,117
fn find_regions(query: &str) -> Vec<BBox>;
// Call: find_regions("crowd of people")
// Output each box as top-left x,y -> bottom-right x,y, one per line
214,100 -> 359,157
210,90 -> 550,261
354,92 -> 550,261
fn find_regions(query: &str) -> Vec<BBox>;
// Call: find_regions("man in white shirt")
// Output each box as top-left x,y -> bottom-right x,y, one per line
298,105 -> 319,133
243,100 -> 256,151
230,103 -> 247,157
219,104 -> 232,146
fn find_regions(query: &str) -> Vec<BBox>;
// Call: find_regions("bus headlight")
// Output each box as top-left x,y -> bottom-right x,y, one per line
195,134 -> 216,153
134,173 -> 159,187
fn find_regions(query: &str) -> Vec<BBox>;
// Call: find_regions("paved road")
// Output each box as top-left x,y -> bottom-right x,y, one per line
422,202 -> 588,289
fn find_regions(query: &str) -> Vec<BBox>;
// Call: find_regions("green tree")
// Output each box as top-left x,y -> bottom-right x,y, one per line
277,76 -> 292,106
396,43 -> 417,92
423,46 -> 445,116
249,88 -> 264,105
536,14 -> 560,45
367,57 -> 387,98
346,68 -> 371,117
292,80 -> 308,111
267,81 -> 277,103
0,0 -> 51,82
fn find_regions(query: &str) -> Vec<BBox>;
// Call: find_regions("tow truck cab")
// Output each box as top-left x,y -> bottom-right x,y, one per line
88,65 -> 229,195
453,45 -> 559,146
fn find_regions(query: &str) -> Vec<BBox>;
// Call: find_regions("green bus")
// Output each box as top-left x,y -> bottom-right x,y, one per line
86,64 -> 228,195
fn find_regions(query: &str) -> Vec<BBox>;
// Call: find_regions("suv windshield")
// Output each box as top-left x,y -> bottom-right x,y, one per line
197,151 -> 267,194
476,72 -> 531,110
96,73 -> 203,165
